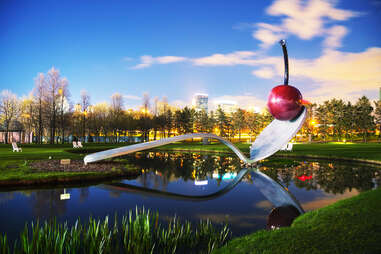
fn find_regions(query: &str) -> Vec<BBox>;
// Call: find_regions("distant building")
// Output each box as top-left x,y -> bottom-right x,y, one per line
379,87 -> 381,101
192,93 -> 208,113
215,100 -> 237,116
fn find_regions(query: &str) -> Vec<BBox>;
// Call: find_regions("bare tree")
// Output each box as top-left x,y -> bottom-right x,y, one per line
20,94 -> 34,143
44,67 -> 61,144
33,73 -> 45,143
80,90 -> 90,141
0,90 -> 20,144
90,102 -> 110,142
110,93 -> 124,142
58,78 -> 70,143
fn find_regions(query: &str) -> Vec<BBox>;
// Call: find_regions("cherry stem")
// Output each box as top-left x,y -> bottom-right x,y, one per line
279,40 -> 289,86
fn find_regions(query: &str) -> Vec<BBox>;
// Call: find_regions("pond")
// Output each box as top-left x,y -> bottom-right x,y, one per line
1,152 -> 380,240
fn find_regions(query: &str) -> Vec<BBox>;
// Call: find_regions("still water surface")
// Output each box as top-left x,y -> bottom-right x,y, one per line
1,152 -> 380,239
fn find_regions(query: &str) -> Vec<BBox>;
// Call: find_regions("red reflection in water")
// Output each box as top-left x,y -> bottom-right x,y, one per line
297,175 -> 313,181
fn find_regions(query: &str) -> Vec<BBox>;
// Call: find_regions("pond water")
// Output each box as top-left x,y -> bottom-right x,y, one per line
1,152 -> 380,239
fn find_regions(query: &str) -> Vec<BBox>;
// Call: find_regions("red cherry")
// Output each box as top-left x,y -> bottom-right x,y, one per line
267,40 -> 304,121
267,85 -> 302,121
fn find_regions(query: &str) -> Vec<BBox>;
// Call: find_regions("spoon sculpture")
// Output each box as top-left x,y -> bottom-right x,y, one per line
84,40 -> 306,165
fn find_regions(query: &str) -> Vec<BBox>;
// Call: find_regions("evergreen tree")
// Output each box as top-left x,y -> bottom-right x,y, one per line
354,96 -> 374,142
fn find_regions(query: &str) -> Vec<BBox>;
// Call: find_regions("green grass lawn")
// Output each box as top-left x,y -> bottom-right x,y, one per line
0,143 -> 135,183
213,187 -> 381,254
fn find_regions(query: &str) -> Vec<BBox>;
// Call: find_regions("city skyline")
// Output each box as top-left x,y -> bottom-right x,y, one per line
1,0 -> 381,110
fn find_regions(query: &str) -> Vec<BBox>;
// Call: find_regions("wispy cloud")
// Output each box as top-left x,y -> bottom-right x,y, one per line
250,47 -> 381,102
131,55 -> 187,69
253,0 -> 361,49
323,25 -> 348,49
251,67 -> 275,79
192,51 -> 257,66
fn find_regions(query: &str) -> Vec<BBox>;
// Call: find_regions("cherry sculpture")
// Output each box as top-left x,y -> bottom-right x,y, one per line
267,40 -> 303,121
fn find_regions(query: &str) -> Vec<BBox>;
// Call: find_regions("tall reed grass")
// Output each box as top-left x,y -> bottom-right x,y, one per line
0,207 -> 230,254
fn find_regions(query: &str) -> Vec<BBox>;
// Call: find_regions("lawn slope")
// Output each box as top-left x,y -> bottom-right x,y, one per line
214,188 -> 381,254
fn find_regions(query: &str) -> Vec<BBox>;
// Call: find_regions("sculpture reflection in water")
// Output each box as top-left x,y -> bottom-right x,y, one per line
103,167 -> 305,230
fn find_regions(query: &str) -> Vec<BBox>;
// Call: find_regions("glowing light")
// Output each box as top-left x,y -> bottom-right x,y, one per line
297,175 -> 313,181
194,180 -> 208,186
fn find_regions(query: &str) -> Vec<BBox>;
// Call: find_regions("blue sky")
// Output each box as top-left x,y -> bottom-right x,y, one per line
1,0 -> 381,109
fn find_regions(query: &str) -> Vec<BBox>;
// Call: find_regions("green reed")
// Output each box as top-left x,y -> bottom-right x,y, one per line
0,207 -> 231,254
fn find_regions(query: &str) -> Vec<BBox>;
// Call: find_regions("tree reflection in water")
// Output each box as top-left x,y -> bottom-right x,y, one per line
126,152 -> 381,195
30,189 -> 68,218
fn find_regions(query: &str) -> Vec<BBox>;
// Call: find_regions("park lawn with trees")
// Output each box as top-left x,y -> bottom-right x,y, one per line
213,187 -> 381,254
0,143 -> 138,185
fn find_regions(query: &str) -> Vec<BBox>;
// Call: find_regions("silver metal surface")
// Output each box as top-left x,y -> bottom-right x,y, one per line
251,170 -> 305,214
84,133 -> 249,165
84,107 -> 307,165
249,107 -> 307,162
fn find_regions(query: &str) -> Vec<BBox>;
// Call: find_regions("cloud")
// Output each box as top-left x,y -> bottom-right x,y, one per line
156,56 -> 187,64
323,25 -> 347,49
251,67 -> 275,79
254,200 -> 273,209
196,213 -> 267,228
248,47 -> 381,102
132,55 -> 154,69
192,51 -> 257,66
293,47 -> 381,98
302,190 -> 358,211
253,23 -> 285,48
132,55 -> 187,69
253,0 -> 361,48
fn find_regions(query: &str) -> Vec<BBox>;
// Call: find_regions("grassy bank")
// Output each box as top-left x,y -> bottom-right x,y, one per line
0,143 -> 138,187
0,208 -> 231,254
214,187 -> 381,254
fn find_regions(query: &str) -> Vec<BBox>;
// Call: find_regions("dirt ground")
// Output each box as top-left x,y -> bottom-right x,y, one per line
29,159 -> 131,173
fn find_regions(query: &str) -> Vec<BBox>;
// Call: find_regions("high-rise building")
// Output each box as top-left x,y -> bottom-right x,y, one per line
379,87 -> 381,101
192,93 -> 208,112
215,100 -> 237,116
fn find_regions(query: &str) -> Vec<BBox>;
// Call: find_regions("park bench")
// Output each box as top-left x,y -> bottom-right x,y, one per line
72,141 -> 79,148
280,143 -> 293,151
12,142 -> 22,152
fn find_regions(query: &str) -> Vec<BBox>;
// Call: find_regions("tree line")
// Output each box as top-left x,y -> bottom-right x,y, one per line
1,67 -> 380,144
